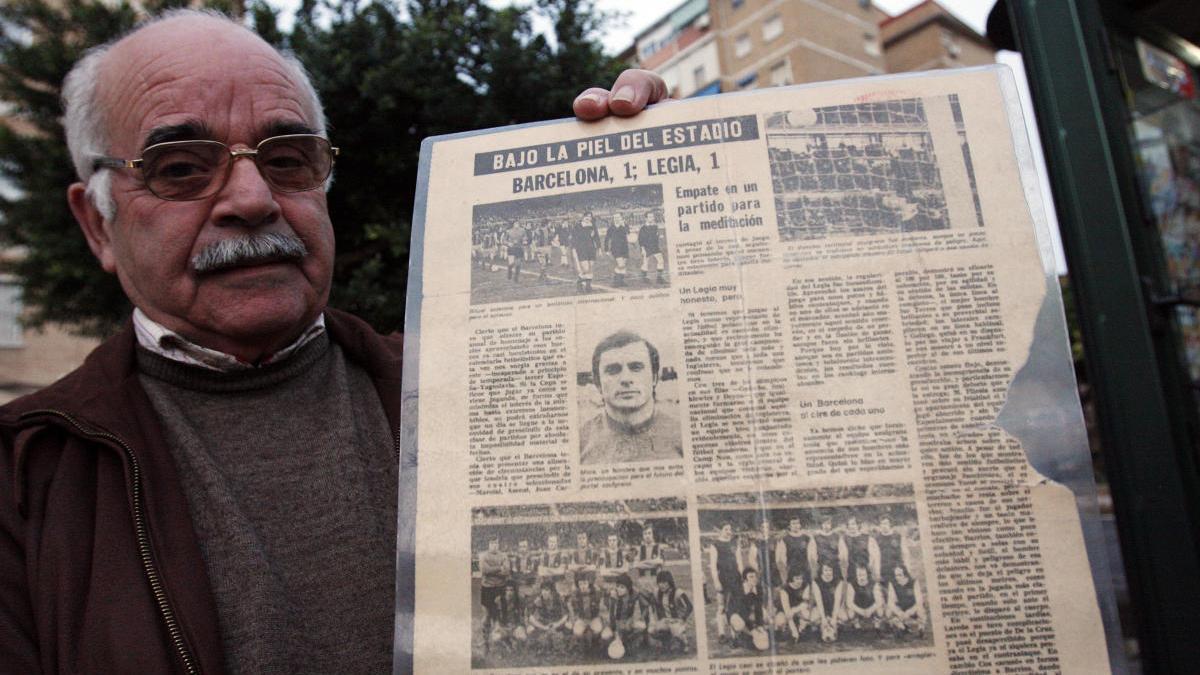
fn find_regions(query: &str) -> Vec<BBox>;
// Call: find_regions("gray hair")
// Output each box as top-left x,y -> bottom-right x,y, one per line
61,8 -> 327,220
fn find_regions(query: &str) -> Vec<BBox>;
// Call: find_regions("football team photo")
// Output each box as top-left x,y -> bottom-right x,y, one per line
470,498 -> 696,669
697,485 -> 932,659
471,185 -> 671,305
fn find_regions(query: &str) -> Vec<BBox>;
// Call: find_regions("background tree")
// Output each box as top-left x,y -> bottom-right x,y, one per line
0,0 -> 624,336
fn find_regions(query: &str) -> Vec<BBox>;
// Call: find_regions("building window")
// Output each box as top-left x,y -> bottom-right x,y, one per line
693,65 -> 708,89
941,31 -> 962,59
864,32 -> 881,57
0,281 -> 23,348
735,34 -> 752,58
769,60 -> 791,87
762,15 -> 783,42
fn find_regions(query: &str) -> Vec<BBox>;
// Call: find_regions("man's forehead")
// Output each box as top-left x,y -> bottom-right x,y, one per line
99,17 -> 313,147
600,341 -> 650,364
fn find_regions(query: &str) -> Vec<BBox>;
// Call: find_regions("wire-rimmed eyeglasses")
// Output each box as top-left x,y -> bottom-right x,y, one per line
91,134 -> 339,201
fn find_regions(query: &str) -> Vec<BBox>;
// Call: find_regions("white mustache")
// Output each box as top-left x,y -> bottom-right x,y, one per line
191,233 -> 308,273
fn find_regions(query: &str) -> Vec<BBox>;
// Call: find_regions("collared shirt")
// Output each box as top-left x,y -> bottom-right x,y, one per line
579,408 -> 683,464
132,308 -> 326,372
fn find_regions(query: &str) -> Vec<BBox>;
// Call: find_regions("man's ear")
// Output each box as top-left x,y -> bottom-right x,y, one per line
68,181 -> 117,273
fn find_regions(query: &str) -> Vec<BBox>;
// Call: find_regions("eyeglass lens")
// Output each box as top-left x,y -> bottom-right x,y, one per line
141,136 -> 333,200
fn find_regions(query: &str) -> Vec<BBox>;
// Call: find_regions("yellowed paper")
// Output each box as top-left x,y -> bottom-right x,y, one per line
407,66 -> 1110,673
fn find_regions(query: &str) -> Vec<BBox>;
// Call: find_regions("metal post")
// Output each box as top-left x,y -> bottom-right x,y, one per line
1004,0 -> 1200,671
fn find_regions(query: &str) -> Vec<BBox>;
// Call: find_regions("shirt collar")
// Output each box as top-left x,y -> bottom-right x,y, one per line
132,308 -> 326,372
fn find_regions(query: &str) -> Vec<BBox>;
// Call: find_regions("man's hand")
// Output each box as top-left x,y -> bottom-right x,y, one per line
574,69 -> 670,120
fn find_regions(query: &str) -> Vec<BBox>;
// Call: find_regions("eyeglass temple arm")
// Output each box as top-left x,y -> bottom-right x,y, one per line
92,156 -> 142,170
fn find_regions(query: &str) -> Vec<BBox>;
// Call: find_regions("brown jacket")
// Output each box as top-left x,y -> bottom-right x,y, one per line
0,309 -> 405,674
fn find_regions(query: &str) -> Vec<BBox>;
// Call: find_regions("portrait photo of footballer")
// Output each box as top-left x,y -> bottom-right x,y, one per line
576,320 -> 684,467
470,184 -> 671,305
469,498 -> 696,669
697,485 -> 932,658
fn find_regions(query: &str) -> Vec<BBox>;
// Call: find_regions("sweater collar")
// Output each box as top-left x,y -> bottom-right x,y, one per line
132,308 -> 326,372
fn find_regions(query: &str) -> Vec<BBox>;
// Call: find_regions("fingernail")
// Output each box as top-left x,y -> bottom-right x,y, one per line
612,86 -> 635,103
577,92 -> 605,105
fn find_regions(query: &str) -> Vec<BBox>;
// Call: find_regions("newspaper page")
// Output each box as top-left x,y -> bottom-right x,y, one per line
401,66 -> 1114,673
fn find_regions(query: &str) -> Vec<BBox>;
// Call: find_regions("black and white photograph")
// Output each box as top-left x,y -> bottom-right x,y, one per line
471,185 -> 671,305
765,96 -> 982,241
576,320 -> 683,466
469,498 -> 696,669
697,484 -> 932,658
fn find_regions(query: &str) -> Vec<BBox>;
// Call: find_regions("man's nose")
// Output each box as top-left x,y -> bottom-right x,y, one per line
211,152 -> 281,228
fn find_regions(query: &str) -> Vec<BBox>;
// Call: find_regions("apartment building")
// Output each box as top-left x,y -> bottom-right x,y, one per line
880,1 -> 995,73
713,0 -> 887,90
627,0 -> 722,98
626,0 -> 888,97
626,0 -> 996,98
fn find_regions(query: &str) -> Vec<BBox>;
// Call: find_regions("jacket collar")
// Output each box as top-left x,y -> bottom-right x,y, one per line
2,307 -> 403,431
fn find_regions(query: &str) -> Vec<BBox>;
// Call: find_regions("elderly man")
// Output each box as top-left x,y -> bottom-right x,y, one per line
580,329 -> 683,464
0,9 -> 666,673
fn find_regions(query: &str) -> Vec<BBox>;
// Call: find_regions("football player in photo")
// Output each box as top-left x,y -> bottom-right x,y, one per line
649,570 -> 693,652
774,566 -> 814,643
886,564 -> 926,636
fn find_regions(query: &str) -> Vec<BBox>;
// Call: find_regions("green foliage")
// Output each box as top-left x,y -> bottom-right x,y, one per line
0,0 -> 137,337
0,0 -> 625,336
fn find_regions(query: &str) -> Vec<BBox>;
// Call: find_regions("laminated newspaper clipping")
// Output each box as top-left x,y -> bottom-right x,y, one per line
404,66 -> 1112,673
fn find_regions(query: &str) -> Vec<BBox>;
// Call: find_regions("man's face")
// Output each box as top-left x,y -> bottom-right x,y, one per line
613,213 -> 624,228
745,571 -> 758,588
547,535 -> 558,550
820,519 -> 833,533
642,528 -> 654,544
518,541 -> 529,554
789,518 -> 802,534
72,18 -> 334,359
577,533 -> 588,548
847,518 -> 859,535
607,535 -> 619,549
719,524 -> 732,540
597,340 -> 655,414
488,539 -> 499,552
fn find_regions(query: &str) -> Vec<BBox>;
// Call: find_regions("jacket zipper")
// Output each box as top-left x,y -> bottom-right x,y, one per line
26,409 -> 199,675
